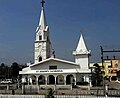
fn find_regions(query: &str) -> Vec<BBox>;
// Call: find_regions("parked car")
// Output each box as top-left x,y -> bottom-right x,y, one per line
0,79 -> 12,84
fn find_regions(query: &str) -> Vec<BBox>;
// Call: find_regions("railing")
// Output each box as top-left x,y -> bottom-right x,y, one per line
0,90 -> 120,97
0,95 -> 45,98
0,95 -> 119,98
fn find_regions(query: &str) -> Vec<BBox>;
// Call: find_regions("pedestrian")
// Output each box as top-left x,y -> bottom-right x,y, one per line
12,89 -> 15,95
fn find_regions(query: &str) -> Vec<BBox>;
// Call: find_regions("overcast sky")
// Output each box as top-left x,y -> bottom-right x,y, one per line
0,0 -> 120,65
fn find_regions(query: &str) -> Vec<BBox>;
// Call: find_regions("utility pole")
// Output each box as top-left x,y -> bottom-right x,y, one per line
100,46 -> 120,96
100,46 -> 104,68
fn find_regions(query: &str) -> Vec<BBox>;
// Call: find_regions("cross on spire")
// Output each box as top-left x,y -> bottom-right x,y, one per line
41,0 -> 45,7
80,28 -> 84,34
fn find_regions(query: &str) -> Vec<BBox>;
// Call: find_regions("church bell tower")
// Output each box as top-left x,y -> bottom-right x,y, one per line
34,0 -> 51,63
73,34 -> 91,70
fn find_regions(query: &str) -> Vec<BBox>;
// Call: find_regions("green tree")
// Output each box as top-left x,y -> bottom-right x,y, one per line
91,63 -> 103,86
0,63 -> 6,78
0,63 -> 12,79
11,62 -> 19,79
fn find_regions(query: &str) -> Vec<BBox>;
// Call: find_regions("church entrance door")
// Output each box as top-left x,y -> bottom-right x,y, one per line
48,75 -> 55,85
66,74 -> 74,85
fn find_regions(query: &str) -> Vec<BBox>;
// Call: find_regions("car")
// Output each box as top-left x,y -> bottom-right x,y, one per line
0,79 -> 12,84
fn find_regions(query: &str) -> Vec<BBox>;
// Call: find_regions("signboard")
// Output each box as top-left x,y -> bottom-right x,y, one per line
36,70 -> 63,73
112,60 -> 120,69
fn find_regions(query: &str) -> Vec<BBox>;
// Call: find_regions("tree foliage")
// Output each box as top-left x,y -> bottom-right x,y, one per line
0,63 -> 11,79
0,62 -> 27,80
91,63 -> 103,86
11,62 -> 19,79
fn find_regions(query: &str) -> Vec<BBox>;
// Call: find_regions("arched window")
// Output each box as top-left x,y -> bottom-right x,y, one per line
30,75 -> 36,85
39,36 -> 42,40
56,75 -> 64,85
38,75 -> 45,85
47,75 -> 55,84
39,56 -> 42,62
66,74 -> 74,85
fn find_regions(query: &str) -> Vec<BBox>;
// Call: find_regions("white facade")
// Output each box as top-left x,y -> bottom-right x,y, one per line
19,0 -> 91,91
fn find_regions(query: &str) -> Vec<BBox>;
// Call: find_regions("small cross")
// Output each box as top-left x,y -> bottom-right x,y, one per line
80,28 -> 84,34
41,0 -> 45,7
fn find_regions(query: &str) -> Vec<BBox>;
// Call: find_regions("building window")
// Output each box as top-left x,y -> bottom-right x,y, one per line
39,36 -> 42,40
47,36 -> 49,41
39,57 -> 42,62
49,66 -> 57,70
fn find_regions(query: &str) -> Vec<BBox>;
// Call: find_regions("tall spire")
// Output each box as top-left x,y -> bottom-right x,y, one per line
76,34 -> 87,52
38,0 -> 47,30
73,34 -> 90,55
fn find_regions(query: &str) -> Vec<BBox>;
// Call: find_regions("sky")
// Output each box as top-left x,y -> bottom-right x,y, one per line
0,0 -> 120,65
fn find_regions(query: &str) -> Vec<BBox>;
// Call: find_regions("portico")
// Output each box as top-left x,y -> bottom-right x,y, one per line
21,70 -> 90,93
22,73 -> 76,86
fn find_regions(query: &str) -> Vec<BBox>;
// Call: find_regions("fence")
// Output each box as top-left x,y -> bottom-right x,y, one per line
0,95 -> 119,98
0,89 -> 120,97
24,89 -> 120,97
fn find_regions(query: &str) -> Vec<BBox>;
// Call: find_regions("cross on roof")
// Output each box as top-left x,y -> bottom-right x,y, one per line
41,0 -> 45,7
80,28 -> 84,34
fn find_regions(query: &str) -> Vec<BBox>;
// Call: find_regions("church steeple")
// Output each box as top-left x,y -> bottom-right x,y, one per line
34,0 -> 51,63
73,33 -> 91,70
75,34 -> 90,54
37,0 -> 47,31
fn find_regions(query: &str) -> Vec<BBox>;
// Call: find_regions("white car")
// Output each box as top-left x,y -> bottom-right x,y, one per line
0,79 -> 12,84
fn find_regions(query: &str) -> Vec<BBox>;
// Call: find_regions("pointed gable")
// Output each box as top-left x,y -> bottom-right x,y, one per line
31,58 -> 78,67
73,34 -> 90,55
76,34 -> 87,52
29,58 -> 79,70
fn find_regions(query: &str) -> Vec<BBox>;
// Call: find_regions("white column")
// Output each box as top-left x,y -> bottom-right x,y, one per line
55,76 -> 56,84
72,74 -> 76,85
85,75 -> 90,83
64,75 -> 66,85
89,80 -> 92,87
36,75 -> 39,94
7,84 -> 9,90
22,75 -> 26,94
74,77 -> 76,85
74,74 -> 77,85
45,75 -> 48,85
36,75 -> 39,85
27,75 -> 30,85
54,75 -> 57,90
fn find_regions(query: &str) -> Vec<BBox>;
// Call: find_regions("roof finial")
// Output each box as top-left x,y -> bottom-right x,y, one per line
80,28 -> 84,34
41,0 -> 45,7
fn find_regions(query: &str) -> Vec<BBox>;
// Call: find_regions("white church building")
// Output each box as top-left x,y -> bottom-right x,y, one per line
19,0 -> 91,91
